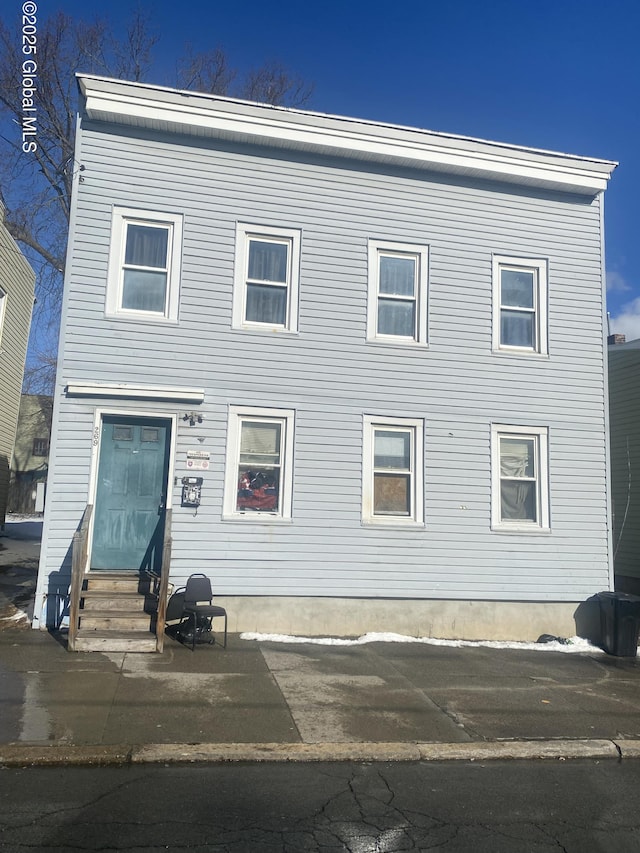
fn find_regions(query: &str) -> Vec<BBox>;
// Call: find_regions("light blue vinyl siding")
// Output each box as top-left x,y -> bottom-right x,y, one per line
38,119 -> 610,603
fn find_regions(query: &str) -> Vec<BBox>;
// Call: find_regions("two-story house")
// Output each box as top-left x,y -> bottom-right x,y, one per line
0,198 -> 35,528
33,75 -> 617,648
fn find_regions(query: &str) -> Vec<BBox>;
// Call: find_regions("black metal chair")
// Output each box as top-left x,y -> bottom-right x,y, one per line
181,573 -> 227,651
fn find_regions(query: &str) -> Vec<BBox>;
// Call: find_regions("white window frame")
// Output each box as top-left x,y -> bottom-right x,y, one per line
492,255 -> 548,355
363,415 -> 424,525
106,207 -> 183,322
233,223 -> 301,333
367,240 -> 428,345
0,287 -> 6,345
223,406 -> 295,520
491,424 -> 550,532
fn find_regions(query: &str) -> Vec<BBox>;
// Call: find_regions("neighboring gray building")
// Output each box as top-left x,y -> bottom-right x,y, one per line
608,336 -> 640,593
0,199 -> 35,528
8,393 -> 53,514
34,74 -> 617,643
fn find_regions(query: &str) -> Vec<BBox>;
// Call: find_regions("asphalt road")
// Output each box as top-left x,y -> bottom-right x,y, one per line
2,759 -> 640,852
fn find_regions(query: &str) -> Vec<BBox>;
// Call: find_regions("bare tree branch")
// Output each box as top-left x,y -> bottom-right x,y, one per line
239,60 -> 314,107
177,46 -> 236,94
0,8 -> 313,392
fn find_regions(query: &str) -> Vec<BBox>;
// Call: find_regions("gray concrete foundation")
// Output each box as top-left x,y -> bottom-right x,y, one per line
216,596 -> 581,642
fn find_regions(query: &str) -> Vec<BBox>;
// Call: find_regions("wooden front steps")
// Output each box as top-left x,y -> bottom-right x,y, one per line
73,572 -> 158,653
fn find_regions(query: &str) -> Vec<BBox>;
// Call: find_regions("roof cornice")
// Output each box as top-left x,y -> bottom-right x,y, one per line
77,75 -> 617,196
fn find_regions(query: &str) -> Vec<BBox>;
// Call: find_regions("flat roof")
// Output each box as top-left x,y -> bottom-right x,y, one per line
78,74 -> 617,196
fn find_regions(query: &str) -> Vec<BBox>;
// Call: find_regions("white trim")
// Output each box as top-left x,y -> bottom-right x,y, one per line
66,381 -> 204,402
232,223 -> 301,332
363,415 -> 424,526
0,286 -> 6,345
87,408 -> 177,570
78,76 -> 616,196
492,255 -> 548,356
223,405 -> 295,520
367,240 -> 429,345
106,207 -> 183,322
491,423 -> 550,532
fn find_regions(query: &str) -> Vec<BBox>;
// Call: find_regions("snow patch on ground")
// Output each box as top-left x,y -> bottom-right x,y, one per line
3,608 -> 30,625
1,515 -> 43,542
4,514 -> 42,523
240,631 -> 606,654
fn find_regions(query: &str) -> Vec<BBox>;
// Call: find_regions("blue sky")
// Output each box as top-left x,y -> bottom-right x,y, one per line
43,0 -> 640,338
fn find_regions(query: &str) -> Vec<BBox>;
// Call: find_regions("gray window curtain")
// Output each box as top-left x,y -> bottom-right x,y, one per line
246,240 -> 288,324
500,437 -> 537,521
248,240 -> 288,282
378,255 -> 416,337
501,311 -> 534,347
500,269 -> 535,348
125,224 -> 168,268
122,224 -> 169,312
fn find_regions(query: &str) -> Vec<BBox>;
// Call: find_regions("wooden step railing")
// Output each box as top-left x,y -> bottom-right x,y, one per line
67,504 -> 93,652
152,508 -> 172,653
67,505 -> 173,652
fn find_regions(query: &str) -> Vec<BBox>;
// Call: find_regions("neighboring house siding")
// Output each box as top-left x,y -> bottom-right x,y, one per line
0,202 -> 34,526
37,120 -> 610,605
8,394 -> 52,513
609,344 -> 640,585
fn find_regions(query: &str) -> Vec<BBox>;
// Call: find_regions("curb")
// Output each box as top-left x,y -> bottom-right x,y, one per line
0,739 -> 629,767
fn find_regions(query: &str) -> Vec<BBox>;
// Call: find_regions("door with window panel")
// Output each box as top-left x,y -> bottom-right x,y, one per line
91,416 -> 171,571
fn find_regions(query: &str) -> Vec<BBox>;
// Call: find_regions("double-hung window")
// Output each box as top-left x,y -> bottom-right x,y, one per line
32,438 -> 49,457
224,406 -> 295,519
367,241 -> 428,345
233,224 -> 301,332
363,416 -> 424,524
491,424 -> 549,531
106,208 -> 183,321
493,256 -> 547,354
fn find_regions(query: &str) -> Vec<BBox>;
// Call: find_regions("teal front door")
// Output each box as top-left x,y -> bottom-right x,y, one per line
91,416 -> 171,571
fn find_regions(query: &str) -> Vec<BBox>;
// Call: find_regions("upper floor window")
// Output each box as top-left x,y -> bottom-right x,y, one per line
493,256 -> 548,354
233,224 -> 301,332
32,438 -> 49,456
491,424 -> 550,531
106,208 -> 183,322
223,406 -> 295,520
367,241 -> 428,345
363,416 -> 424,525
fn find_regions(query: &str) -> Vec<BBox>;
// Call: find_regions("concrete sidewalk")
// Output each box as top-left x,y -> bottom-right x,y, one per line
1,626 -> 640,766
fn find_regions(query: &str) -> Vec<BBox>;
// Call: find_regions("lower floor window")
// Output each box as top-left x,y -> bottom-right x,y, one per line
492,424 -> 549,530
363,416 -> 424,524
224,406 -> 294,519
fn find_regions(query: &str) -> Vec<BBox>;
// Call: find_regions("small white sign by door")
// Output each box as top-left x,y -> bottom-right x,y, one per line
187,449 -> 210,470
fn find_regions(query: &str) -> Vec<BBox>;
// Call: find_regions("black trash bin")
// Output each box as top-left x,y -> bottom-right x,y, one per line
597,591 -> 640,657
